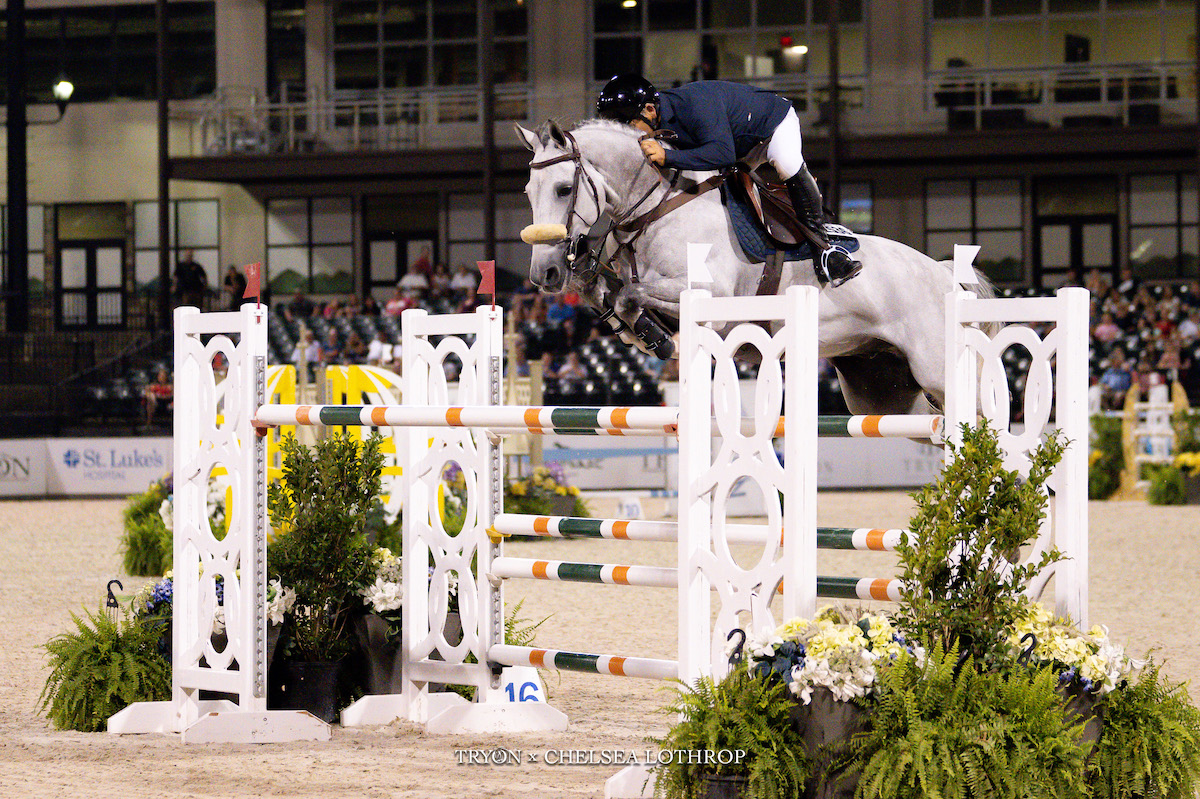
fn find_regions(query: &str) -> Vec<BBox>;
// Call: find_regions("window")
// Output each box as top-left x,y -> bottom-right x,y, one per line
133,200 -> 221,300
6,2 -> 215,104
926,179 -> 1024,283
1129,173 -> 1198,280
268,0 -> 307,99
928,0 -> 1194,72
591,0 -> 866,92
331,0 -> 528,92
838,182 -> 873,234
0,204 -> 48,297
266,198 -> 355,295
446,192 -> 531,290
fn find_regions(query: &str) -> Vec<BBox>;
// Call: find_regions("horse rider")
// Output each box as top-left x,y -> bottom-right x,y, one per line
596,74 -> 862,288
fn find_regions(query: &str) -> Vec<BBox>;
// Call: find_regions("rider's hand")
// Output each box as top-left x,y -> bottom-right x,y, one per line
640,139 -> 666,167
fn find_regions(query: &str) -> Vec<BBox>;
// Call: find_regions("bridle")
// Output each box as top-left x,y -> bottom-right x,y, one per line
527,128 -> 676,286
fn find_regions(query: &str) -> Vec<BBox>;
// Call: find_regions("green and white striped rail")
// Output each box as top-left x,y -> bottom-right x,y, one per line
491,513 -> 911,552
490,553 -> 901,602
489,644 -> 678,681
255,404 -> 944,441
254,404 -> 680,434
491,557 -> 676,588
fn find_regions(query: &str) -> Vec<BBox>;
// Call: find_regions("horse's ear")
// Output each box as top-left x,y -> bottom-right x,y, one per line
541,119 -> 569,149
514,124 -> 539,152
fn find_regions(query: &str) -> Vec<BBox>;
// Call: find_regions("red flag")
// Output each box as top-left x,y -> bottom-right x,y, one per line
243,262 -> 261,305
477,260 -> 496,307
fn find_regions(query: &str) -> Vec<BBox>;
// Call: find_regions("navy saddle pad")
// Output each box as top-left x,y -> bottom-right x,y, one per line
722,185 -> 859,265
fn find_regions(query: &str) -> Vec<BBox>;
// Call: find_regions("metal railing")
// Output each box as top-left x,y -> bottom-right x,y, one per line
925,61 -> 1196,128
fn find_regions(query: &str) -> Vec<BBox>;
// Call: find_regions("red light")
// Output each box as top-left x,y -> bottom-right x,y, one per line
780,35 -> 793,49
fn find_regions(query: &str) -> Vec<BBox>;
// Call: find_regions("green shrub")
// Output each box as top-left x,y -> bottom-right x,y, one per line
1089,662 -> 1200,798
41,608 -> 171,732
121,482 -> 172,576
1089,415 -> 1124,500
1145,464 -> 1186,505
897,421 -> 1065,665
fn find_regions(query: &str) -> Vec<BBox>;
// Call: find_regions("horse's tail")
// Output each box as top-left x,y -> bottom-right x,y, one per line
947,260 -> 1004,339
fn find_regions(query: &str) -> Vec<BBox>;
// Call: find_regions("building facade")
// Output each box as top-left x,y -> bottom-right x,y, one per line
1,0 -> 1196,332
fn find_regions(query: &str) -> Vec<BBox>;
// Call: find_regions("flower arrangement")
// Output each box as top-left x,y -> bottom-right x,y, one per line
743,607 -> 923,704
360,546 -> 403,633
504,463 -> 587,517
1173,451 -> 1200,477
1006,598 -> 1142,695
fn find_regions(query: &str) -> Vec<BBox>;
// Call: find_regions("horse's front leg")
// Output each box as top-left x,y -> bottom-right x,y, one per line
614,278 -> 689,359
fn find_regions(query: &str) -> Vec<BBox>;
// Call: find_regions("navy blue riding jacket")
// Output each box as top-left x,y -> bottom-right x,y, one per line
656,81 -> 793,172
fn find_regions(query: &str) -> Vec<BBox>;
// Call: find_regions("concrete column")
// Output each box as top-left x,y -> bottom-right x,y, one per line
864,0 -> 930,133
216,0 -> 268,95
529,0 -> 589,124
305,0 -> 332,99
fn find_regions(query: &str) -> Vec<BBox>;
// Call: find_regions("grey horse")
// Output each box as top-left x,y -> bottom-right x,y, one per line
517,119 -> 994,416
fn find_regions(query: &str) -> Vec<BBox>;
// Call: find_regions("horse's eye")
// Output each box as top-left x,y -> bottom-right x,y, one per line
555,184 -> 573,199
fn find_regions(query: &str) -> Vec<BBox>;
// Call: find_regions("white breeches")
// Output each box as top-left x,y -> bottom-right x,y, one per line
766,107 -> 805,181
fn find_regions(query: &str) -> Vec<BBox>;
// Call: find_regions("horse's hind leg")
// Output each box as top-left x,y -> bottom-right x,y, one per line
830,353 -> 932,416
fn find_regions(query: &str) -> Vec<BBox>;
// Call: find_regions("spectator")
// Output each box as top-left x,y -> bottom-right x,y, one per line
410,245 -> 433,277
142,367 -> 173,426
1116,266 -> 1140,300
547,296 -> 576,325
222,265 -> 247,310
319,329 -> 342,364
367,331 -> 394,366
173,251 -> 208,308
399,269 -> 429,292
449,263 -> 478,294
430,264 -> 452,294
1084,268 -> 1109,297
1099,350 -> 1133,410
324,299 -> 343,319
453,287 -> 479,314
1093,312 -> 1121,344
384,286 -> 417,316
362,295 -> 381,316
1177,309 -> 1200,342
342,332 -> 368,363
287,288 -> 315,319
557,352 -> 587,380
292,329 -> 319,381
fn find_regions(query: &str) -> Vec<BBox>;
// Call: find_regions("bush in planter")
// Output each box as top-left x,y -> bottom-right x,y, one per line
41,607 -> 171,732
896,421 -> 1066,667
653,666 -> 810,799
268,432 -> 382,664
849,644 -> 1090,799
504,464 -> 589,517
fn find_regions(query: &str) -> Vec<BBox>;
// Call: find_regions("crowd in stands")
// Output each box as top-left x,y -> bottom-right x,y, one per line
1079,267 -> 1200,411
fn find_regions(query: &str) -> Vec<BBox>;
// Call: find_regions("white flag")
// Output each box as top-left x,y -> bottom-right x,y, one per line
687,242 -> 714,288
953,244 -> 981,285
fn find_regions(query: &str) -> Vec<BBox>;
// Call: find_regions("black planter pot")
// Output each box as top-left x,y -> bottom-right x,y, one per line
700,774 -> 748,799
353,612 -> 404,695
280,660 -> 344,723
789,689 -> 869,799
1059,682 -> 1105,755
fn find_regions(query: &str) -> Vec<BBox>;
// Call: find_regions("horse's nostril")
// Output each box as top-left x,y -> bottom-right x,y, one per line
545,265 -> 561,287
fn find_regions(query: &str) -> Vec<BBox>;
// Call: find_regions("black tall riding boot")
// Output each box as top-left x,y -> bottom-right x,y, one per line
785,167 -> 862,287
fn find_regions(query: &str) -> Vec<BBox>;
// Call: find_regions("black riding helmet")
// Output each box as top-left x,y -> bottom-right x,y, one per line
596,74 -> 659,126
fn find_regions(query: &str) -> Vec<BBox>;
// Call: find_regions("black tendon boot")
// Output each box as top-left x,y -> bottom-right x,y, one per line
785,167 -> 862,287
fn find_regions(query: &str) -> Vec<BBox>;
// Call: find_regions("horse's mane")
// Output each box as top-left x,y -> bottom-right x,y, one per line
571,118 -> 641,139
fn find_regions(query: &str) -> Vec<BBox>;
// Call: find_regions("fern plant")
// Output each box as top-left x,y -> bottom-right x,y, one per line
41,607 -> 171,732
897,421 -> 1066,666
653,667 -> 810,799
850,645 -> 1090,799
1089,662 -> 1200,798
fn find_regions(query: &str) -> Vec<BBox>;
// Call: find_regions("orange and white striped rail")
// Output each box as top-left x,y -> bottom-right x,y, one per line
489,644 -> 678,681
254,404 -> 680,434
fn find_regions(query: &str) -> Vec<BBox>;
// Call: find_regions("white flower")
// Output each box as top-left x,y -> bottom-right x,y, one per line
361,576 -> 404,613
742,628 -> 784,659
158,498 -> 173,529
266,579 -> 296,625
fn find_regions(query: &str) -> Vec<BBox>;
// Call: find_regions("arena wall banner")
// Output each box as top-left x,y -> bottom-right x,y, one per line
0,439 -> 48,497
44,437 -> 172,496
